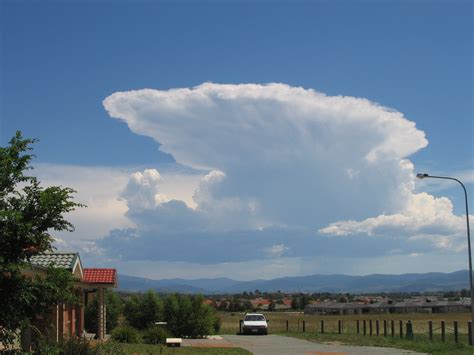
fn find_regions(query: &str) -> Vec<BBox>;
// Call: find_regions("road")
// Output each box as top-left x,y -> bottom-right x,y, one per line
221,335 -> 424,355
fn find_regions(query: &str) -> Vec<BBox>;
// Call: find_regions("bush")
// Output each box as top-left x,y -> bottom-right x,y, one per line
111,326 -> 141,343
36,337 -> 126,355
142,326 -> 171,344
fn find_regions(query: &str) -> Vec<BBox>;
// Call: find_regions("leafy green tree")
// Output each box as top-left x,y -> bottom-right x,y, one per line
85,290 -> 123,333
123,290 -> 163,329
0,132 -> 82,346
163,294 -> 219,338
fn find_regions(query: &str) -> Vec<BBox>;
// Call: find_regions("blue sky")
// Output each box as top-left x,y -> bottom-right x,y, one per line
1,0 -> 473,280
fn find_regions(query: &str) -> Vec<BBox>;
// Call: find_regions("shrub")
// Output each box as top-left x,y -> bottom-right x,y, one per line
36,337 -> 126,355
94,341 -> 126,355
142,326 -> 171,344
111,326 -> 141,343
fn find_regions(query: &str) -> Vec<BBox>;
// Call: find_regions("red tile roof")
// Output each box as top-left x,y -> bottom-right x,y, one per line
83,268 -> 117,284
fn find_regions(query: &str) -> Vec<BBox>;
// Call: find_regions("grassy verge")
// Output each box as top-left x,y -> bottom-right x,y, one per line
219,311 -> 472,335
280,331 -> 473,354
118,343 -> 251,355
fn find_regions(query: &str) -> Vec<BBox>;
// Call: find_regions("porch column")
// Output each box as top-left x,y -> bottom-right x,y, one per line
78,292 -> 85,336
70,304 -> 76,336
98,287 -> 106,340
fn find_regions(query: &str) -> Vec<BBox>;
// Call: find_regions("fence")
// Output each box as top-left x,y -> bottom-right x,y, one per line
235,317 -> 473,346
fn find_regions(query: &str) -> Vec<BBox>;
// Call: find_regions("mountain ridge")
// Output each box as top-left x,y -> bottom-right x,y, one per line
118,270 -> 470,294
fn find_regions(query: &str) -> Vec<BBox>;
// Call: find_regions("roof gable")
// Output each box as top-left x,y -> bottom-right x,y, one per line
29,252 -> 83,279
83,268 -> 117,285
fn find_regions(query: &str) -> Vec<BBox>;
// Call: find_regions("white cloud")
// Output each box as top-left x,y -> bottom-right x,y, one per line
33,163 -> 201,250
264,244 -> 289,258
319,191 -> 470,252
122,169 -> 169,210
40,82 -> 469,277
33,164 -> 133,242
103,83 -> 428,229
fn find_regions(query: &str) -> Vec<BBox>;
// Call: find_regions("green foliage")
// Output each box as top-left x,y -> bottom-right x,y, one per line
142,325 -> 172,344
121,291 -> 220,338
85,290 -> 123,333
123,290 -> 163,329
111,325 -> 141,343
36,337 -> 126,355
163,294 -> 219,338
0,132 -> 83,346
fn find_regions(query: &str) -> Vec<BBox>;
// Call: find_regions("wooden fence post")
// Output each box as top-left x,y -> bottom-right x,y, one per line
376,320 -> 379,336
369,320 -> 373,336
406,320 -> 413,340
469,321 -> 472,346
338,320 -> 341,334
363,320 -> 366,336
383,320 -> 387,337
391,320 -> 395,338
357,320 -> 360,334
239,319 -> 243,335
399,320 -> 403,338
454,321 -> 458,344
286,320 -> 289,332
441,321 -> 445,342
428,321 -> 433,341
303,320 -> 306,333
298,320 -> 300,332
321,320 -> 324,334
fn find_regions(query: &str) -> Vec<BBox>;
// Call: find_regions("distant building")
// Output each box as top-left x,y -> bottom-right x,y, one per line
304,299 -> 471,315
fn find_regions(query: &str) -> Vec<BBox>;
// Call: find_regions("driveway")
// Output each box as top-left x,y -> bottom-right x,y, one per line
222,335 -> 424,355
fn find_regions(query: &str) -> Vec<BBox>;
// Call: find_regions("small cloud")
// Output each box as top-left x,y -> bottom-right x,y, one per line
264,244 -> 289,258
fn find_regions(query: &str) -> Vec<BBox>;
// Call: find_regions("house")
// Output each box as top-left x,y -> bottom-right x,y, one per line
304,299 -> 472,315
250,298 -> 272,310
21,252 -> 117,348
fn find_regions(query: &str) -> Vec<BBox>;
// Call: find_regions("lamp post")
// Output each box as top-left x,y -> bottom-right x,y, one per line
416,173 -> 473,344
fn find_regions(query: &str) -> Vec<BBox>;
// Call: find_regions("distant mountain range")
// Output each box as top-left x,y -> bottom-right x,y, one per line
118,270 -> 471,294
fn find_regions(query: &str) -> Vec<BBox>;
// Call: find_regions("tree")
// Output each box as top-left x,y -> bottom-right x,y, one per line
291,297 -> 299,310
85,290 -> 123,333
123,290 -> 163,329
163,294 -> 219,338
0,132 -> 82,346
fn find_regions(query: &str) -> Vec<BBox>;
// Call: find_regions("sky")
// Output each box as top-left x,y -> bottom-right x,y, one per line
1,0 -> 473,281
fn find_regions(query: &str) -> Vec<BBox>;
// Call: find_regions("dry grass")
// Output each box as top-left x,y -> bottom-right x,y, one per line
219,311 -> 472,337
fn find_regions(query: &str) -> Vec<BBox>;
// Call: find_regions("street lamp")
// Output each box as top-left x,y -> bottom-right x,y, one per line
416,173 -> 473,344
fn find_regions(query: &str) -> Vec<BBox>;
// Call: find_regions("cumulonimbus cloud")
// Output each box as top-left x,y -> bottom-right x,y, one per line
96,83 -> 468,265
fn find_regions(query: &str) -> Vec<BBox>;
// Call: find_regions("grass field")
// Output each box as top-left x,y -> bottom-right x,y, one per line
119,343 -> 251,354
219,311 -> 472,336
282,332 -> 473,355
219,311 -> 473,354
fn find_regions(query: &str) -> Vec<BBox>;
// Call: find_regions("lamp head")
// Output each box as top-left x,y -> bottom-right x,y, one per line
416,173 -> 429,179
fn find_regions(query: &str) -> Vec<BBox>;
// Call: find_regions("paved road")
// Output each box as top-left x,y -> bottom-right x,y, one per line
222,335 -> 424,355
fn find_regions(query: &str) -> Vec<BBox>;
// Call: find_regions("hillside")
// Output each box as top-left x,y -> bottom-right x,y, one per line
118,270 -> 470,294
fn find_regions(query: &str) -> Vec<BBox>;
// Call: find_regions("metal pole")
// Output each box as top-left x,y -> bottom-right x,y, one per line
417,174 -> 473,345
